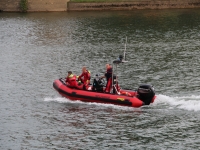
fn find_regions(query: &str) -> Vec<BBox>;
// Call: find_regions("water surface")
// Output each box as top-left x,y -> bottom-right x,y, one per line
1,9 -> 200,149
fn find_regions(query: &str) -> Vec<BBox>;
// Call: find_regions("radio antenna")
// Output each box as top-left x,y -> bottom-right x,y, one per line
124,36 -> 127,61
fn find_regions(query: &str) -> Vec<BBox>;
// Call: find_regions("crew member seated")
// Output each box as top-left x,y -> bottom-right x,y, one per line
65,71 -> 78,88
112,78 -> 132,96
92,74 -> 104,92
78,67 -> 91,90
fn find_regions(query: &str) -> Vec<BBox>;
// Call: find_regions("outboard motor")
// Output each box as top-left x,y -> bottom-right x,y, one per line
137,84 -> 155,105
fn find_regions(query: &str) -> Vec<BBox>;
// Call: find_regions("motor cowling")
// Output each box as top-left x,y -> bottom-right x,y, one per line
137,84 -> 155,105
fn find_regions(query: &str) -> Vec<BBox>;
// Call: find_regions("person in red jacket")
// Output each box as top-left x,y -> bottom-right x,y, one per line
65,71 -> 78,88
78,67 -> 91,90
101,64 -> 113,93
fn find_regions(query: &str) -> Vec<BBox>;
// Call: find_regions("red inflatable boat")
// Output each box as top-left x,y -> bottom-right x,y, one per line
53,50 -> 156,108
53,78 -> 156,108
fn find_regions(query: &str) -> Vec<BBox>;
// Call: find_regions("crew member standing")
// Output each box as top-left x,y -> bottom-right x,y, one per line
78,67 -> 91,90
102,64 -> 112,93
65,71 -> 78,88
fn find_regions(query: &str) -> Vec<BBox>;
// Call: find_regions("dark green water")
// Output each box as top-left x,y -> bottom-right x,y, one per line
1,9 -> 200,149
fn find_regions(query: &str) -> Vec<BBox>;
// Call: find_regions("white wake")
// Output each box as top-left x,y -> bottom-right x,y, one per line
44,94 -> 200,111
44,97 -> 139,111
154,94 -> 200,111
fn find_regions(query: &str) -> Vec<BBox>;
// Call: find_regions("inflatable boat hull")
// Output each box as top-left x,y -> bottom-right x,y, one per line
53,79 -> 155,108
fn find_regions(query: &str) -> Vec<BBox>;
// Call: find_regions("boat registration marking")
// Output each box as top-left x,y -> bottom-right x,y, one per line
117,98 -> 125,101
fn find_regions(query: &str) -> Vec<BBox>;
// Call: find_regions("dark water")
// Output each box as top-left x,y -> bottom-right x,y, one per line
1,9 -> 200,149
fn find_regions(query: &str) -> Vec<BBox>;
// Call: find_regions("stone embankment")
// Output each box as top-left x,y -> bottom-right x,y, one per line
0,0 -> 200,12
0,0 -> 69,12
68,0 -> 200,11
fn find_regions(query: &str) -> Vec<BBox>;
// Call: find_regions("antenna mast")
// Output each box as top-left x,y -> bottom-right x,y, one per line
124,36 -> 127,61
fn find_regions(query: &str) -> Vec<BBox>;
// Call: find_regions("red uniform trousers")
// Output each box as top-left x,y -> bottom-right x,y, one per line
105,78 -> 112,93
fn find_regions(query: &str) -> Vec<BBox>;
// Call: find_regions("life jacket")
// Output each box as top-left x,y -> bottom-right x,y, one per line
66,74 -> 77,87
68,74 -> 76,80
87,70 -> 91,82
79,70 -> 91,84
107,67 -> 112,74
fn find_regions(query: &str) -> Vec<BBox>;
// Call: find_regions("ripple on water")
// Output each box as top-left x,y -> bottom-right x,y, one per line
1,10 -> 200,149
